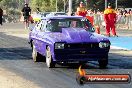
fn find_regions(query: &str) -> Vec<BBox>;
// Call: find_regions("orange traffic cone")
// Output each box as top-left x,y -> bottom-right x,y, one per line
95,26 -> 100,34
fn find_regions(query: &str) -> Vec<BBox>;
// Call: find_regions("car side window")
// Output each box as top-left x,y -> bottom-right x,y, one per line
40,20 -> 47,32
35,21 -> 41,30
82,19 -> 95,32
45,20 -> 61,32
45,20 -> 55,32
35,21 -> 43,31
46,22 -> 54,32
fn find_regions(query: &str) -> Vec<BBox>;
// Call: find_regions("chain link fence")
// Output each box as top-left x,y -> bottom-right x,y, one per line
3,14 -> 20,23
2,8 -> 21,23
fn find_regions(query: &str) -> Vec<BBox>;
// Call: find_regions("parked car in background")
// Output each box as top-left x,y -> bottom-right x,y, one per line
31,12 -> 66,23
45,12 -> 67,17
29,15 -> 110,68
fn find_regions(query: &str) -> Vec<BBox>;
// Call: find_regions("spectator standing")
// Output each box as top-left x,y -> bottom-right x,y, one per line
21,3 -> 31,29
76,2 -> 87,17
128,9 -> 132,14
104,3 -> 117,37
0,8 -> 3,25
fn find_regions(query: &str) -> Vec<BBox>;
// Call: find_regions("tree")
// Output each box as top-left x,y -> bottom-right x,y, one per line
85,0 -> 132,11
31,0 -> 54,12
118,0 -> 132,8
0,0 -> 24,9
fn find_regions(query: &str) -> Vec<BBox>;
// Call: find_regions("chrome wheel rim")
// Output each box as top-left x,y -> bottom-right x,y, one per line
32,45 -> 37,62
46,46 -> 51,67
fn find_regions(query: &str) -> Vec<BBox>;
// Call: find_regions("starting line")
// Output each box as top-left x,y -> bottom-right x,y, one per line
108,36 -> 132,50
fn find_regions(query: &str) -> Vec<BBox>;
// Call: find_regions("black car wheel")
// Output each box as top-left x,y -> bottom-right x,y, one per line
32,45 -> 42,62
46,46 -> 55,68
98,59 -> 108,69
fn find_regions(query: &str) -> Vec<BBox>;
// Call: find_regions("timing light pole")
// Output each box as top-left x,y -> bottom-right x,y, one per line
56,0 -> 58,12
64,0 -> 66,12
68,0 -> 72,16
105,0 -> 107,9
115,0 -> 118,9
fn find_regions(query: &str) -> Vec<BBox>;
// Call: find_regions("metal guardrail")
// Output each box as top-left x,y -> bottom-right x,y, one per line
2,12 -> 132,29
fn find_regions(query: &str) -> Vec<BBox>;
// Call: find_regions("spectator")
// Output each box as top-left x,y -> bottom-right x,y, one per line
0,8 -> 3,25
120,10 -> 123,15
104,3 -> 118,37
21,3 -> 31,29
76,2 -> 87,17
128,9 -> 132,14
123,9 -> 127,17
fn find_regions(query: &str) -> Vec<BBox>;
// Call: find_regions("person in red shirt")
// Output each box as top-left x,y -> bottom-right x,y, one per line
104,3 -> 118,37
76,2 -> 87,17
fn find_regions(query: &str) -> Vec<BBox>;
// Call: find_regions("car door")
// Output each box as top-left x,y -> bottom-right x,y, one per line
35,20 -> 47,56
34,20 -> 47,55
32,21 -> 43,53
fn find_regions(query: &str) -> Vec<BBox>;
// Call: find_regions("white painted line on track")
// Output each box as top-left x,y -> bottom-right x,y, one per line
110,46 -> 129,50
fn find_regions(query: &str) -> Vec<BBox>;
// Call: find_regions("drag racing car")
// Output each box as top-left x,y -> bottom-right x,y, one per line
29,15 -> 110,68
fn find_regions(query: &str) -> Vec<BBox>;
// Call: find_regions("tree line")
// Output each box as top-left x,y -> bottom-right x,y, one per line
0,0 -> 131,12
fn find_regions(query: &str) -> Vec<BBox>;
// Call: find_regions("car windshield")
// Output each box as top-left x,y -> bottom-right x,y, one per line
46,18 -> 95,32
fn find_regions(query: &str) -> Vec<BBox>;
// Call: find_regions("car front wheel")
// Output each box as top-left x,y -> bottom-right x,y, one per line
32,45 -> 42,62
46,46 -> 55,68
98,59 -> 108,69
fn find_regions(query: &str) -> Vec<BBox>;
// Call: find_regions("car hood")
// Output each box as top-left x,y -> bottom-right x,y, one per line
46,28 -> 109,43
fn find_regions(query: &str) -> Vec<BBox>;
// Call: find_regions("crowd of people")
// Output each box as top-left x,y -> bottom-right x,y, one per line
75,2 -> 117,36
75,2 -> 132,37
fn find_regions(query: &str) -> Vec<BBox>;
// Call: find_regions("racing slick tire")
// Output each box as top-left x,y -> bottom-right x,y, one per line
46,46 -> 55,68
32,45 -> 42,62
98,59 -> 108,69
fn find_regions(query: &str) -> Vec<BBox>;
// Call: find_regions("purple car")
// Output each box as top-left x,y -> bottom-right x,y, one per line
29,16 -> 110,68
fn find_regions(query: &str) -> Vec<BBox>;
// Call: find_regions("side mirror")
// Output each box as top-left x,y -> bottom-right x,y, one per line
29,26 -> 34,31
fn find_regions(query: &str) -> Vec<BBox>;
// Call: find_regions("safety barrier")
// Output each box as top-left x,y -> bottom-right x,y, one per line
3,12 -> 132,29
88,13 -> 132,29
3,14 -> 20,23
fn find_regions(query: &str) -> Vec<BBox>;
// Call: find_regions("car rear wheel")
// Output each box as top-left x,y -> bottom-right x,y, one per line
46,46 -> 55,68
32,45 -> 42,62
98,59 -> 108,69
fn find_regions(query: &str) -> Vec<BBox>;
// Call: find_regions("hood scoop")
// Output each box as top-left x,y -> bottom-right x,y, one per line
62,28 -> 94,42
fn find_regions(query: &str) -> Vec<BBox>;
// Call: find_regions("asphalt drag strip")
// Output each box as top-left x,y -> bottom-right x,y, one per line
0,23 -> 132,88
